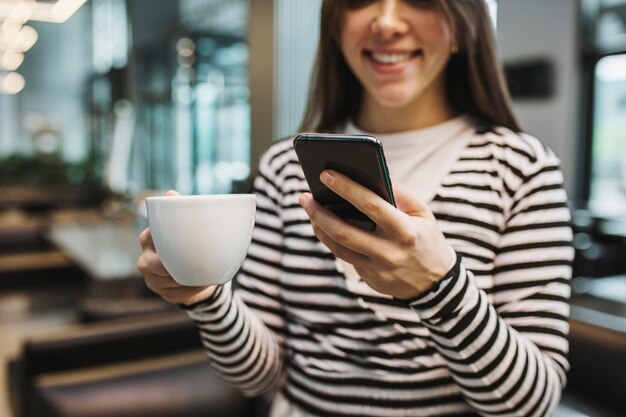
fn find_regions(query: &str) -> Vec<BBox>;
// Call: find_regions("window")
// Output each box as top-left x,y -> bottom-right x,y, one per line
589,54 -> 626,216
574,0 -> 626,282
581,0 -> 626,217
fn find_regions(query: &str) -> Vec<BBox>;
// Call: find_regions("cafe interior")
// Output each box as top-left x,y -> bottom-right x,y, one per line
0,0 -> 624,416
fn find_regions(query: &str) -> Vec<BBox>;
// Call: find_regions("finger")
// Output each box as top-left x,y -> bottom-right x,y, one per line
139,228 -> 155,250
137,250 -> 168,277
319,170 -> 402,233
165,190 -> 180,196
311,223 -> 372,268
300,192 -> 388,258
160,286 -> 210,305
145,272 -> 183,291
141,250 -> 171,277
391,181 -> 435,220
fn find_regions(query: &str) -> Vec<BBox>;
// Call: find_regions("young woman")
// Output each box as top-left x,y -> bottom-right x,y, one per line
138,1 -> 574,416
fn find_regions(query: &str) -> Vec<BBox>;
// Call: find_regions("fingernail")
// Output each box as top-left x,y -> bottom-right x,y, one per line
320,171 -> 334,185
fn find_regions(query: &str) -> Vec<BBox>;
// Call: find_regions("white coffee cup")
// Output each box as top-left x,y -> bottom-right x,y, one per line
145,194 -> 256,286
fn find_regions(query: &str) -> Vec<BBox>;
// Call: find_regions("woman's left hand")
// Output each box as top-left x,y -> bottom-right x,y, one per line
299,169 -> 456,300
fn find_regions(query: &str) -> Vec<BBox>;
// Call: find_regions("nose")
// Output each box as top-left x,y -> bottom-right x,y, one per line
371,0 -> 409,39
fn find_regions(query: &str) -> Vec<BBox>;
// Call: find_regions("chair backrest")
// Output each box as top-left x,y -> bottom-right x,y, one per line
22,311 -> 201,374
10,311 -> 205,417
568,316 -> 626,411
27,351 -> 256,417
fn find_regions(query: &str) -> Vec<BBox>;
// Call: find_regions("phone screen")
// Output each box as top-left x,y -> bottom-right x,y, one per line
293,133 -> 395,231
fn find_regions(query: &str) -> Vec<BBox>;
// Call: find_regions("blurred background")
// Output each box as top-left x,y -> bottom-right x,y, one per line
0,1 -> 624,416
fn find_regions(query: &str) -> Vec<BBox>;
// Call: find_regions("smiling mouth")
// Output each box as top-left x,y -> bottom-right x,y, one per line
364,49 -> 423,65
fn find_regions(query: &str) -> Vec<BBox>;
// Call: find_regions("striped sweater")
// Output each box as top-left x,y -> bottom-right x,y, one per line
186,126 -> 574,417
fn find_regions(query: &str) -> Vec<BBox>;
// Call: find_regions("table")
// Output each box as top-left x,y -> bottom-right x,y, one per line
47,221 -> 142,282
47,221 -> 172,320
571,275 -> 626,333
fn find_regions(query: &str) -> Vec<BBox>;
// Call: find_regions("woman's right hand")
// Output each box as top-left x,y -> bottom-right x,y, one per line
137,191 -> 217,306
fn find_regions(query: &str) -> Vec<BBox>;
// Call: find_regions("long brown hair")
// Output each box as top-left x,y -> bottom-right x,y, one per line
299,0 -> 521,133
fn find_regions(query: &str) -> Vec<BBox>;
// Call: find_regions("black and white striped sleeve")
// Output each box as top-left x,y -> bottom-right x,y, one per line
407,148 -> 573,416
186,146 -> 287,397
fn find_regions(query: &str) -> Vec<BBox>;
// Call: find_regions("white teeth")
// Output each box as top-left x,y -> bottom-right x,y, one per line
370,52 -> 414,65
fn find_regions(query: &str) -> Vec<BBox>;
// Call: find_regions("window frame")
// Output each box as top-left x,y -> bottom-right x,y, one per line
578,0 -> 626,210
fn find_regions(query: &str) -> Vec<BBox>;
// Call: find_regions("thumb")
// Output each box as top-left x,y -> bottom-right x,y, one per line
164,190 -> 180,197
392,181 -> 435,220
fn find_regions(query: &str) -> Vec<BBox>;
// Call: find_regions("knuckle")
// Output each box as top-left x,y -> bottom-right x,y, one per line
139,228 -> 151,246
331,228 -> 350,244
379,255 -> 396,269
336,181 -> 350,196
137,256 -> 147,272
363,196 -> 382,217
397,231 -> 417,247
139,251 -> 167,276
378,251 -> 405,268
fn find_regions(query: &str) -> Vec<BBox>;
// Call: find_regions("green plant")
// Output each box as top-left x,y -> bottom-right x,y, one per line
0,154 -> 101,188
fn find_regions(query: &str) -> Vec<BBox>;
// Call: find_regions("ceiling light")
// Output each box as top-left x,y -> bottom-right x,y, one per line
1,19 -> 22,41
49,0 -> 86,23
0,0 -> 86,23
0,24 -> 37,52
0,49 -> 24,70
0,71 -> 25,94
0,0 -> 88,94
12,24 -> 37,51
0,0 -> 34,23
10,0 -> 34,23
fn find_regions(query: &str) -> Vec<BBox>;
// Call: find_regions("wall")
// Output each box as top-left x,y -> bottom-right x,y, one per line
248,0 -> 323,171
497,0 -> 580,197
249,0 -> 275,175
273,0 -> 322,139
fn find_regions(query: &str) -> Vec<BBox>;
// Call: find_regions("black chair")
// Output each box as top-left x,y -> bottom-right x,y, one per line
564,314 -> 626,415
8,311 -> 268,417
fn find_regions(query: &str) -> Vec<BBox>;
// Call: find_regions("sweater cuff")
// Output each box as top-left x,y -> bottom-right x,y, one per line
186,281 -> 239,335
406,253 -> 470,323
179,281 -> 231,314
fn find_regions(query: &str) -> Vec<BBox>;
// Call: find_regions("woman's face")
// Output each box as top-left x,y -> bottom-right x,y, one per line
341,0 -> 455,111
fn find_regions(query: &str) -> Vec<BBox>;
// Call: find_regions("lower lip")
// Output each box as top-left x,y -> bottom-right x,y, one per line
365,53 -> 420,75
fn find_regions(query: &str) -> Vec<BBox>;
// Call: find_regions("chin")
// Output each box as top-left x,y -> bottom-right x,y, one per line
374,93 -> 415,109
370,84 -> 421,109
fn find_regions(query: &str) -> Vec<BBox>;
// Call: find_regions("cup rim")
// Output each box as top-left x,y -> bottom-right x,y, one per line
146,194 -> 255,203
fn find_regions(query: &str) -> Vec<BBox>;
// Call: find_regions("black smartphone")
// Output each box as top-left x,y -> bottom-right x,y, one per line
293,133 -> 396,231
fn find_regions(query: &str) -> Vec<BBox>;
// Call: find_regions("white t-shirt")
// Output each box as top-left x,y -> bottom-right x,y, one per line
344,115 -> 476,201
